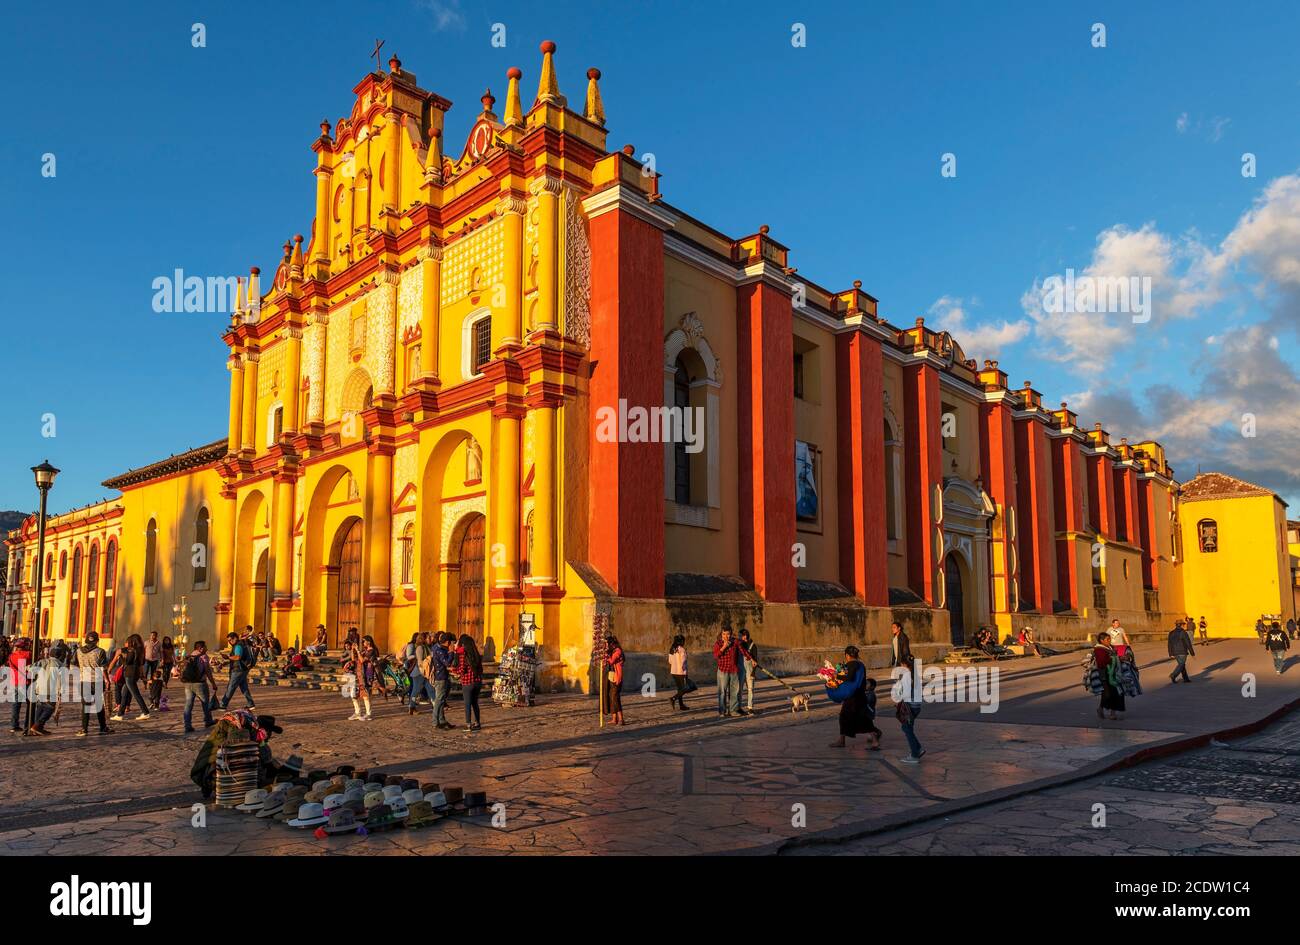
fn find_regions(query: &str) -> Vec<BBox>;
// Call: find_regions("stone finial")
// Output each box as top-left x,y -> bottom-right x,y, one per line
584,67 -> 605,126
853,279 -> 862,290
481,88 -> 497,116
504,67 -> 524,125
320,119 -> 332,140
621,143 -> 635,156
291,234 -> 304,268
388,55 -> 402,75
535,40 -> 564,106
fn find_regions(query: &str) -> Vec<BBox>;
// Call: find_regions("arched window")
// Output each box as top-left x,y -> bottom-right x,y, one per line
193,507 -> 210,587
399,522 -> 415,585
1197,518 -> 1218,554
267,403 -> 284,447
102,539 -> 117,635
662,313 -> 722,523
144,518 -> 158,591
673,359 -> 692,505
85,543 -> 99,634
44,552 -> 53,583
464,310 -> 492,377
69,546 -> 83,635
59,551 -> 67,580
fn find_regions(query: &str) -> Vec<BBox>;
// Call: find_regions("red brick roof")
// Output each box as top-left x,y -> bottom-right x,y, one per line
101,438 -> 227,491
1180,472 -> 1275,503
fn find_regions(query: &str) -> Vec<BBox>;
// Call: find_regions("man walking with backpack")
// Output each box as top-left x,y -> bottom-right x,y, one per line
1167,619 -> 1195,683
181,640 -> 216,733
1264,621 -> 1290,675
220,630 -> 257,711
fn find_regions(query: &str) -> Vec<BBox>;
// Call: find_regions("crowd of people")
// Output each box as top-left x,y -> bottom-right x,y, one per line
2,604 -> 1293,750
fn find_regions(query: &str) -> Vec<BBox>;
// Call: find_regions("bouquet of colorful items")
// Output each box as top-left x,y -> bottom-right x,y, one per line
815,660 -> 844,685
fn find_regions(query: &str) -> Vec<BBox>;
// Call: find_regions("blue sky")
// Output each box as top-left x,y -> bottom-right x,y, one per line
2,0 -> 1298,513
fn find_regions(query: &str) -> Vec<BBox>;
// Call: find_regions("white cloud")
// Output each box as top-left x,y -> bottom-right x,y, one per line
1022,223 -> 1221,375
926,295 -> 1030,360
418,0 -> 467,31
1083,324 -> 1300,499
1219,174 -> 1300,295
1025,174 -> 1300,501
1174,112 -> 1232,142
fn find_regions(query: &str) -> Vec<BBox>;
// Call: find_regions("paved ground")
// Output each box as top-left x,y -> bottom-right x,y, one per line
789,713 -> 1300,856
0,638 -> 1295,855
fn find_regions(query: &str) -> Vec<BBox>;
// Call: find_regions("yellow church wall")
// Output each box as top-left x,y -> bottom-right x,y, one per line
116,467 -> 228,644
1098,540 -> 1145,614
1180,494 -> 1295,636
940,386 -> 983,485
662,256 -> 740,578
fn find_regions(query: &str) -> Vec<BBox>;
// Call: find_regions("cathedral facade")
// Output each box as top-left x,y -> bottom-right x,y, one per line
8,43 -> 1284,688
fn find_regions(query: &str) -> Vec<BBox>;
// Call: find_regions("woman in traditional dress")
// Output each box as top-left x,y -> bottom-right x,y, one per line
603,634 -> 625,726
825,645 -> 880,749
1094,631 -> 1126,721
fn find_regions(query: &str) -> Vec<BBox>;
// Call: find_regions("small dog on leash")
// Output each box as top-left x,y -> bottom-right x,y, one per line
790,692 -> 810,713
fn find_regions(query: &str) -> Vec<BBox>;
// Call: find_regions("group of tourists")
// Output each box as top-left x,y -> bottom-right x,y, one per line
392,629 -> 484,731
2,629 -> 187,736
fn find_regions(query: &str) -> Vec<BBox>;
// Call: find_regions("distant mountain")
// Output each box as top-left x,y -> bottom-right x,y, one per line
0,510 -> 29,560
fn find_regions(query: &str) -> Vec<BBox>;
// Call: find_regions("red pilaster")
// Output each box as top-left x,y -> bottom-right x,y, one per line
903,362 -> 942,604
1051,436 -> 1084,611
1137,477 -> 1159,589
736,281 -> 796,602
834,330 -> 888,605
1013,417 -> 1057,613
586,205 -> 665,598
1113,465 -> 1139,545
979,399 -> 1019,613
1087,453 -> 1118,540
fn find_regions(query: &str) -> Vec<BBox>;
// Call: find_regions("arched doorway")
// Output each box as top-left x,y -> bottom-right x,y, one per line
455,513 -> 486,645
945,555 -> 965,645
335,518 -> 363,647
253,549 -> 270,633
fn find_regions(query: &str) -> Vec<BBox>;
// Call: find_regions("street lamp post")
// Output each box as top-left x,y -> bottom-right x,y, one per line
26,460 -> 59,736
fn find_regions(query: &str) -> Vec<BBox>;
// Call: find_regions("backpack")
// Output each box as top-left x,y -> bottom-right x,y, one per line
238,643 -> 257,671
180,653 -> 204,683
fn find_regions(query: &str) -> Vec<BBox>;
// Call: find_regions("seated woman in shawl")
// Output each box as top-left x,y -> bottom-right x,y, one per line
824,645 -> 881,750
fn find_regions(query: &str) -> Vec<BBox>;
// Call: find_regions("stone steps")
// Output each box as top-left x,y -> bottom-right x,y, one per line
210,651 -> 501,693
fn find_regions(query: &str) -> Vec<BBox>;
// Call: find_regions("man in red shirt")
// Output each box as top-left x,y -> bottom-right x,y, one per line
713,628 -> 753,718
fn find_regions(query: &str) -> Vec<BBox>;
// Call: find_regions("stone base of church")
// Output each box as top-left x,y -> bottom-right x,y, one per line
991,609 -> 1175,646
546,591 -> 954,695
